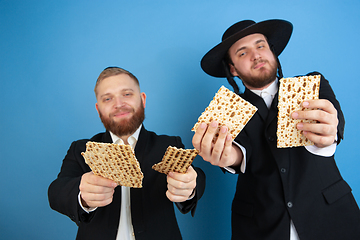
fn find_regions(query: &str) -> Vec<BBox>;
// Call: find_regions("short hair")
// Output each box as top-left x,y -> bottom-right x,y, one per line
94,67 -> 140,96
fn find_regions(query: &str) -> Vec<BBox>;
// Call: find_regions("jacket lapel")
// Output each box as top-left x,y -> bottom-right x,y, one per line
100,131 -> 113,143
243,88 -> 269,121
133,126 -> 148,165
131,126 -> 147,234
266,91 -> 279,127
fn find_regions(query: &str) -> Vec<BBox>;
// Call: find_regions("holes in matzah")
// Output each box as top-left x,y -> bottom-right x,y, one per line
277,75 -> 320,148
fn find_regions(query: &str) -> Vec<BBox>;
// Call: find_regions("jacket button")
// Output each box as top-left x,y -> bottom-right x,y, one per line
281,168 -> 286,173
287,202 -> 293,208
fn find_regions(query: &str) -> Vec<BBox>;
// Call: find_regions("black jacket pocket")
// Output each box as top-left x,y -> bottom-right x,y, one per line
322,179 -> 352,204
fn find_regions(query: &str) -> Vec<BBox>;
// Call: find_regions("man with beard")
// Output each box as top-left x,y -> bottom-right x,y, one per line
192,20 -> 360,239
48,67 -> 205,240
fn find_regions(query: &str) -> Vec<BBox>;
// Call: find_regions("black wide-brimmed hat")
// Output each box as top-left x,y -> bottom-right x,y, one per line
201,19 -> 293,78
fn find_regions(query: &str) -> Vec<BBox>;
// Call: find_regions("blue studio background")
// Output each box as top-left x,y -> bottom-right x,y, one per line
1,1 -> 359,239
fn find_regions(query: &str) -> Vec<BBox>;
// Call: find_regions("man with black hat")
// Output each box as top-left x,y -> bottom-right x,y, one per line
192,19 -> 360,239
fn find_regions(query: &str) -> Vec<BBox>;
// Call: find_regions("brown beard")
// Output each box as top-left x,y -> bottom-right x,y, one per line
235,60 -> 278,89
99,101 -> 145,137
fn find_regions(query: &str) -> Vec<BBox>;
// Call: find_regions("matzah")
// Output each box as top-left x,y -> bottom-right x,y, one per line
152,146 -> 199,175
192,86 -> 257,142
277,75 -> 320,148
81,141 -> 143,188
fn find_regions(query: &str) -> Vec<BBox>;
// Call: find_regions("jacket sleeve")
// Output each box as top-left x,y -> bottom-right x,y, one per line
307,71 -> 345,143
173,137 -> 206,217
175,165 -> 206,216
48,140 -> 92,225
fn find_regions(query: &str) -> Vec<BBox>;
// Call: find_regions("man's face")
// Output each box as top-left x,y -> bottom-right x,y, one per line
228,33 -> 278,90
95,74 -> 146,137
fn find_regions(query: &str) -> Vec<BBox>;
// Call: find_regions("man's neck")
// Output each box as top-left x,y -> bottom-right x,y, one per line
245,79 -> 276,91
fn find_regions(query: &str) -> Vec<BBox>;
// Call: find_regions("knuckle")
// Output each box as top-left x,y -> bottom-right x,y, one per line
200,141 -> 208,151
166,191 -> 175,201
323,124 -> 335,135
333,107 -> 338,115
177,181 -> 186,189
212,146 -> 222,156
318,110 -> 327,119
192,136 -> 200,147
210,159 -> 219,166
319,136 -> 330,146
192,139 -> 198,148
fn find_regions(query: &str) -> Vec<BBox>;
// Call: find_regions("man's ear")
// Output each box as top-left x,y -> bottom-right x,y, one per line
95,102 -> 100,116
229,64 -> 238,77
141,92 -> 146,108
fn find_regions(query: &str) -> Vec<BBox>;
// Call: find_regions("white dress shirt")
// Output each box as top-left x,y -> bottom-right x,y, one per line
110,126 -> 141,240
78,125 -> 142,240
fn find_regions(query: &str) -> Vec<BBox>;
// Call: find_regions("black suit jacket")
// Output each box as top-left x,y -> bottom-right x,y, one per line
231,72 -> 360,239
48,126 -> 205,240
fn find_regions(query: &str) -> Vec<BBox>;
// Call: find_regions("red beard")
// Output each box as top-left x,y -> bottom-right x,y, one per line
99,102 -> 145,137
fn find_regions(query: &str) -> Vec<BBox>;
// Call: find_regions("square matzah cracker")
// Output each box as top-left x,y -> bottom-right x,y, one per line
152,146 -> 199,175
81,141 -> 143,188
192,86 -> 257,142
277,75 -> 320,148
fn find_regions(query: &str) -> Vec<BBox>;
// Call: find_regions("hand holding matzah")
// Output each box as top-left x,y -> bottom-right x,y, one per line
166,166 -> 197,202
79,172 -> 118,208
192,121 -> 243,168
191,86 -> 253,168
192,86 -> 257,142
152,146 -> 199,202
152,146 -> 199,174
81,141 -> 144,188
277,74 -> 338,148
291,99 -> 339,148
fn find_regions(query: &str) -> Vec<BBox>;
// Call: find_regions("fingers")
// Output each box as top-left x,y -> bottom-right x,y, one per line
192,121 -> 235,167
292,99 -> 337,123
197,121 -> 220,159
192,122 -> 208,151
211,125 -> 231,164
292,99 -> 338,147
211,132 -> 234,167
166,167 -> 197,202
79,172 -> 118,208
81,172 -> 118,188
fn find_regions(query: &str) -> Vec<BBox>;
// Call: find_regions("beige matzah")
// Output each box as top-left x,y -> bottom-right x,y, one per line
277,75 -> 320,148
81,141 -> 143,188
192,86 -> 257,142
152,146 -> 199,174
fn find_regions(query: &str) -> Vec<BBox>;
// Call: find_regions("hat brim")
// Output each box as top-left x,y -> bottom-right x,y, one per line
201,19 -> 293,78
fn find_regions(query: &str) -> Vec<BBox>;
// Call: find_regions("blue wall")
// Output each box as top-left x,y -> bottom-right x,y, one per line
1,1 -> 359,239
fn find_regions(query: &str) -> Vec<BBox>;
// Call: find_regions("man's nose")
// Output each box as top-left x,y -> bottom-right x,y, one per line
114,97 -> 125,108
251,49 -> 261,61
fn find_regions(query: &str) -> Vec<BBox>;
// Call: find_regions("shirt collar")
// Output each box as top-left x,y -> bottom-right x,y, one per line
251,78 -> 278,97
109,124 -> 142,148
